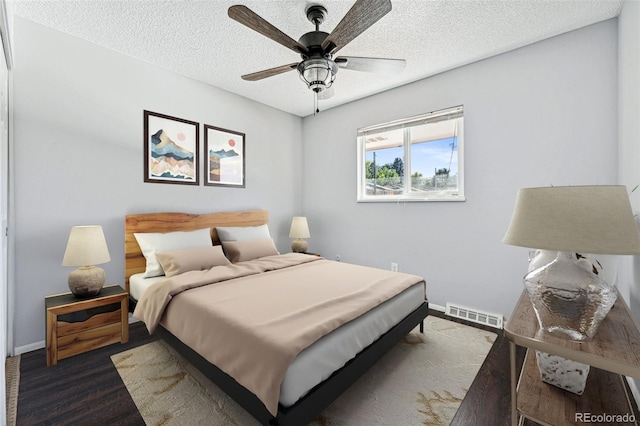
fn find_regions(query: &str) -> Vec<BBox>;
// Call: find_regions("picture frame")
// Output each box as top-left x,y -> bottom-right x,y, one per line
144,110 -> 199,185
204,124 -> 245,188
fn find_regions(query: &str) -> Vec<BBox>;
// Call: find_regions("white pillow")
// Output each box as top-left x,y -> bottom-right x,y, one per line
134,228 -> 212,277
216,224 -> 271,242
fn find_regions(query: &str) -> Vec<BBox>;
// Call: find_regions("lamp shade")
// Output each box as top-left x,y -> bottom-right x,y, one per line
289,217 -> 310,239
503,185 -> 640,255
62,225 -> 111,266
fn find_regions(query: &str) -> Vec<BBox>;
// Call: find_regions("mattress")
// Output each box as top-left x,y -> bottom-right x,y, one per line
131,271 -> 425,408
279,281 -> 424,406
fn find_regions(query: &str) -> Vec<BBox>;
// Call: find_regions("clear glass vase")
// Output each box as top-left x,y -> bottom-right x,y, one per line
524,251 -> 617,341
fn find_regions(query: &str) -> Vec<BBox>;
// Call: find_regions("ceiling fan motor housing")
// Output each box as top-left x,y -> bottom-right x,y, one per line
298,31 -> 330,55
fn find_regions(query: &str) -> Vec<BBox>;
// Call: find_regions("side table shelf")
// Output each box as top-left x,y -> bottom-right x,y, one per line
45,284 -> 129,366
504,290 -> 640,425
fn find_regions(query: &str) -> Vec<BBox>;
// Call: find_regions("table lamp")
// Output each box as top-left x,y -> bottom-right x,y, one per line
289,216 -> 310,253
62,225 -> 111,297
503,185 -> 640,341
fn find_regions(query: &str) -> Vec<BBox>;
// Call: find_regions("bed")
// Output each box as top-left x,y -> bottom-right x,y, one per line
125,210 -> 429,425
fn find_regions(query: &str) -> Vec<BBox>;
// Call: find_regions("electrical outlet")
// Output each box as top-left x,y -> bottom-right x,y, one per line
391,262 -> 398,272
335,254 -> 341,261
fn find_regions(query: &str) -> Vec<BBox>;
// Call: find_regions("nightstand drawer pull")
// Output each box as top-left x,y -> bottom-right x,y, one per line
57,310 -> 121,337
57,303 -> 120,323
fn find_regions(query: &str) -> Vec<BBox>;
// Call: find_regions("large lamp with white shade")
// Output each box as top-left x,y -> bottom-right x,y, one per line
289,217 -> 310,253
62,225 -> 111,298
503,185 -> 640,340
503,185 -> 640,394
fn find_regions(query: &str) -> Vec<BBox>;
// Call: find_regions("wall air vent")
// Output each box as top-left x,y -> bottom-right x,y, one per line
445,302 -> 503,329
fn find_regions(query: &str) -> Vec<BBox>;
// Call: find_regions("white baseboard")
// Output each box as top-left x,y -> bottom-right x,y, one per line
14,340 -> 44,356
429,303 -> 446,312
14,315 -> 139,356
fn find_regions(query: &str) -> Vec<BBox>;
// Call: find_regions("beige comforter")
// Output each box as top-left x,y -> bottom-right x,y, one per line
133,253 -> 426,416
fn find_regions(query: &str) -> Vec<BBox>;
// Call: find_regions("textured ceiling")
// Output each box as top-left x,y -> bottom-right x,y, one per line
12,0 -> 622,117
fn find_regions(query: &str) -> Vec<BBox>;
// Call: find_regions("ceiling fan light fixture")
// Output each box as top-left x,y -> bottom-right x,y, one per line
230,0 -> 403,103
297,58 -> 338,92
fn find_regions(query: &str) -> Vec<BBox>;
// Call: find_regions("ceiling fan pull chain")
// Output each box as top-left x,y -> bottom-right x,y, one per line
314,91 -> 319,116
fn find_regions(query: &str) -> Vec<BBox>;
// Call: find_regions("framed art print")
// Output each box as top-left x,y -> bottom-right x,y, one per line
204,124 -> 245,188
144,110 -> 199,185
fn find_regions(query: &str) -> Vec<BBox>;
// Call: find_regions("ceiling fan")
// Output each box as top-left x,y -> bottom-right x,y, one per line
228,0 -> 405,102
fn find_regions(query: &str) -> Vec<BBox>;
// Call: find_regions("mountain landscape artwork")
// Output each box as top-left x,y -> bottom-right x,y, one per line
205,124 -> 245,188
150,129 -> 194,179
144,111 -> 199,185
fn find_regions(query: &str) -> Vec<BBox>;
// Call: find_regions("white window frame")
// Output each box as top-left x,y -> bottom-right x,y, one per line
357,105 -> 465,202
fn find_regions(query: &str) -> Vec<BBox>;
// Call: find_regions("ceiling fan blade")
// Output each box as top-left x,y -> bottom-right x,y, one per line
317,86 -> 335,100
241,63 -> 299,81
335,56 -> 405,75
229,5 -> 309,55
321,0 -> 392,54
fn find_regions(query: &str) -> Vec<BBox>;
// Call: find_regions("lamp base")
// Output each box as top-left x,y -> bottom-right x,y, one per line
68,265 -> 105,298
535,350 -> 590,395
291,239 -> 308,253
525,251 -> 617,341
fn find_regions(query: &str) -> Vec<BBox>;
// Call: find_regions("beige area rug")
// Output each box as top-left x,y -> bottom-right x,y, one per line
112,316 -> 496,426
5,355 -> 20,426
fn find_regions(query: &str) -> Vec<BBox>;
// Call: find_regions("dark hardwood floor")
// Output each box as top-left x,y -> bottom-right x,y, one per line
16,322 -> 157,426
12,311 -> 538,425
450,330 -> 524,425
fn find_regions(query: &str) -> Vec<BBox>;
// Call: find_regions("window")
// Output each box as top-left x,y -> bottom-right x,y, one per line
357,105 -> 464,202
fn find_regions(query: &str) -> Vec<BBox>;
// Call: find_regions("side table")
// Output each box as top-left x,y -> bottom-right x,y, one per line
45,284 -> 129,366
504,290 -> 640,425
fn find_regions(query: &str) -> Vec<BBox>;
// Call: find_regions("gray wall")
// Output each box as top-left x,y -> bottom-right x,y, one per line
12,18 -> 303,349
619,0 -> 640,314
618,0 -> 640,399
301,20 -> 619,319
10,16 -> 627,351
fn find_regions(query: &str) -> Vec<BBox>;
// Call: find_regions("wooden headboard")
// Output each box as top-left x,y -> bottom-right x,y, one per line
124,210 -> 269,294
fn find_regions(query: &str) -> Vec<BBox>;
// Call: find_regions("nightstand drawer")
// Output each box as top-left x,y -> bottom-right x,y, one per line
58,323 -> 123,360
57,309 -> 121,337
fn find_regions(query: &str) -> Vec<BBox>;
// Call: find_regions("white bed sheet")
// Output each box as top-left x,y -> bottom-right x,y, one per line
130,273 -> 425,407
129,273 -> 166,302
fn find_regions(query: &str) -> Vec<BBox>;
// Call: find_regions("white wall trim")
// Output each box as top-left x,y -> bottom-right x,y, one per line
627,376 -> 640,408
0,0 -> 12,69
429,303 -> 446,312
14,340 -> 43,356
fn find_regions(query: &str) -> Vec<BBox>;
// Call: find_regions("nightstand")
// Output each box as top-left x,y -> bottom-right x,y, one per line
45,284 -> 129,366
